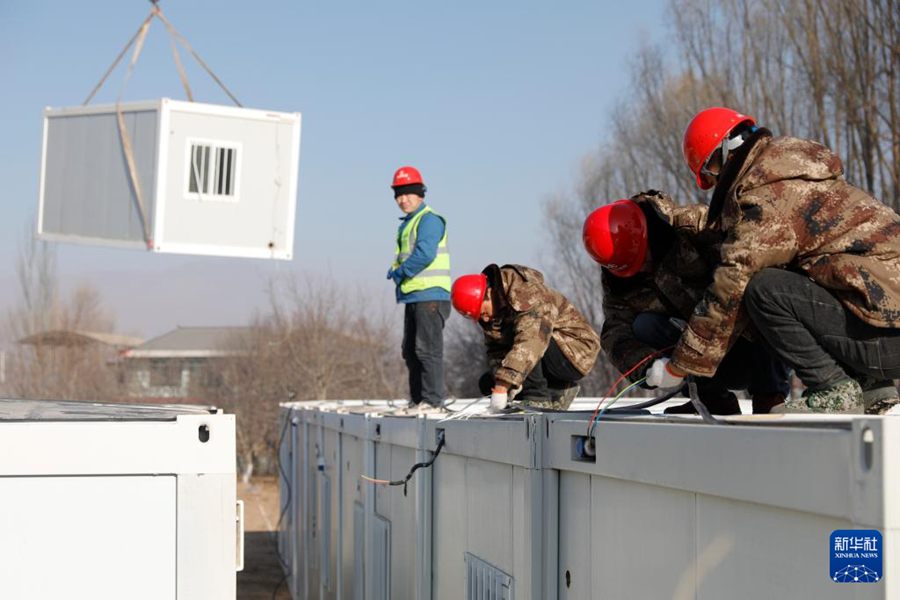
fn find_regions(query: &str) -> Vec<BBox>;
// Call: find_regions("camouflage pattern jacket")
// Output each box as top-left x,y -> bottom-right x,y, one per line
672,133 -> 900,377
601,191 -> 718,377
480,264 -> 600,389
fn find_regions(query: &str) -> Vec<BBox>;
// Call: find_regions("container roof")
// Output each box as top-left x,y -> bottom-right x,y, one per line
0,398 -> 217,421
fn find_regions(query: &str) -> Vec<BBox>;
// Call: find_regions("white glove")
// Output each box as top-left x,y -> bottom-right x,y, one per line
645,358 -> 684,389
489,390 -> 509,412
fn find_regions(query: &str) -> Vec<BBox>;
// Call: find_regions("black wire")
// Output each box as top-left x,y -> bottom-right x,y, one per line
271,572 -> 288,600
382,431 -> 446,496
604,386 -> 682,412
270,408 -> 294,600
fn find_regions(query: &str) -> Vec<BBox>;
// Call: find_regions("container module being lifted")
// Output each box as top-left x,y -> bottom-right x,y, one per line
38,98 -> 301,259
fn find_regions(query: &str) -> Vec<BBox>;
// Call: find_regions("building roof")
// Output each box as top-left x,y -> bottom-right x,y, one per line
18,330 -> 143,349
123,326 -> 252,359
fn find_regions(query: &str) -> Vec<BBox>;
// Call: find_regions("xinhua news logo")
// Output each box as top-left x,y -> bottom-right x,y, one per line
830,529 -> 882,583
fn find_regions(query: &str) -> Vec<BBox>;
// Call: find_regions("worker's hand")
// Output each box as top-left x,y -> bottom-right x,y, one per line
387,268 -> 403,284
645,358 -> 685,390
489,388 -> 508,412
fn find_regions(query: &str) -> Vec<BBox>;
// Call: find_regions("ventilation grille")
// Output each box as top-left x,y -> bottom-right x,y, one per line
187,140 -> 239,199
465,553 -> 514,600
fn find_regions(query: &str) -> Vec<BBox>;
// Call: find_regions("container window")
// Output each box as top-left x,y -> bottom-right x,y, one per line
186,140 -> 240,201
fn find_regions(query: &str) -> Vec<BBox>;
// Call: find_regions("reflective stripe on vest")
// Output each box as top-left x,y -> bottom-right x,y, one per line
393,206 -> 451,294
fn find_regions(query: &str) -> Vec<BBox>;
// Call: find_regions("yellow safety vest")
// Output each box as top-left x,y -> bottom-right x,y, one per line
393,206 -> 451,294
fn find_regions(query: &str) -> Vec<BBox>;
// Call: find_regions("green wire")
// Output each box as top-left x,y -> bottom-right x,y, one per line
588,376 -> 647,437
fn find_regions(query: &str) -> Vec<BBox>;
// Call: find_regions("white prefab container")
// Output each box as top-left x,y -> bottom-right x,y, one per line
0,399 -> 241,600
279,400 -> 900,600
38,99 -> 301,259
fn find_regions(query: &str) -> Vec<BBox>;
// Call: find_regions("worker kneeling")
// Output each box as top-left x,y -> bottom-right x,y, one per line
451,264 -> 600,411
671,106 -> 900,413
583,192 -> 790,414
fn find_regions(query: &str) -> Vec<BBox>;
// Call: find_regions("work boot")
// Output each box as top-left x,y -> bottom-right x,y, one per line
549,384 -> 580,410
857,377 -> 899,414
664,390 -> 741,415
803,379 -> 863,413
392,401 -> 447,416
515,395 -> 561,410
751,392 -> 786,414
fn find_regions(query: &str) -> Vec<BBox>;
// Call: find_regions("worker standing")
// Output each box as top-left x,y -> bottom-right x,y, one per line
451,264 -> 600,410
660,107 -> 900,414
387,166 -> 452,410
582,191 -> 790,414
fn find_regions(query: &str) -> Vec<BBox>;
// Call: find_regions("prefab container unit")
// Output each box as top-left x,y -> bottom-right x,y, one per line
0,399 -> 242,600
38,99 -> 301,259
279,400 -> 900,600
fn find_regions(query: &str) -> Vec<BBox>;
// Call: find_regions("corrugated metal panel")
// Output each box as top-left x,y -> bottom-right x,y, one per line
372,515 -> 391,600
353,502 -> 364,600
280,402 -> 900,600
42,108 -> 158,244
465,553 -> 514,600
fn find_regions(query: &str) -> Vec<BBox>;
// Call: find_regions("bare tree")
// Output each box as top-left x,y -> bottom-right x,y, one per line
4,225 -> 122,402
541,0 -> 899,388
204,274 -> 405,481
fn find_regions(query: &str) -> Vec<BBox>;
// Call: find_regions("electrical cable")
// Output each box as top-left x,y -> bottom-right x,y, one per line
361,430 -> 446,496
269,409 -> 294,600
585,346 -> 673,436
587,377 -> 646,437
604,386 -> 682,412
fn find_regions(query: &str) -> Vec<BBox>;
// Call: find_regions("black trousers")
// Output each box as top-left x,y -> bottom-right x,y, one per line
632,312 -> 791,396
402,301 -> 451,406
478,339 -> 583,400
744,268 -> 900,391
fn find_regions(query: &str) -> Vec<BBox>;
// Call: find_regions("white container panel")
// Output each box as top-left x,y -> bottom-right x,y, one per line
0,475 -> 176,600
695,495 -> 879,600
159,106 -> 298,258
588,475 -> 696,599
433,452 -> 470,600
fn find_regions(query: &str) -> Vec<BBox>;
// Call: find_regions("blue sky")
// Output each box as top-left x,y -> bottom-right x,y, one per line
0,1 -> 669,338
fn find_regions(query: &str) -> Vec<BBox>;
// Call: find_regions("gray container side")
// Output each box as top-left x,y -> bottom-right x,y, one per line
41,109 -> 158,245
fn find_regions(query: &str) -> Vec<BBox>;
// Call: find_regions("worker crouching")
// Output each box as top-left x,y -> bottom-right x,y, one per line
670,106 -> 900,413
451,264 -> 600,411
582,191 -> 790,414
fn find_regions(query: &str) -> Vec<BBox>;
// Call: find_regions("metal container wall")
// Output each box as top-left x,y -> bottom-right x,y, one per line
0,399 -> 240,599
279,402 -> 899,600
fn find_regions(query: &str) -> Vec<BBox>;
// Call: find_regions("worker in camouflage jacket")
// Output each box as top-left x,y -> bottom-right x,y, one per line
450,264 -> 600,410
657,106 -> 900,414
583,190 -> 790,414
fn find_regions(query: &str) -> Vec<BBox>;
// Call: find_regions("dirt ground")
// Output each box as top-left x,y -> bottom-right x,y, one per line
237,476 -> 291,599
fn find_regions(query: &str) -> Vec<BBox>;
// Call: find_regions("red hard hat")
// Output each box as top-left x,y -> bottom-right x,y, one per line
391,166 -> 424,188
582,200 -> 648,278
451,274 -> 487,320
683,107 -> 756,190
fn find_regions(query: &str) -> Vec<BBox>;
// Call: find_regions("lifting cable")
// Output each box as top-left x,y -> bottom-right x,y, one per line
361,430 -> 446,496
81,0 -> 244,249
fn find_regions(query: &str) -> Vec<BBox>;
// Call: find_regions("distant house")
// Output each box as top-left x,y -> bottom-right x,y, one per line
120,326 -> 251,402
13,329 -> 144,400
